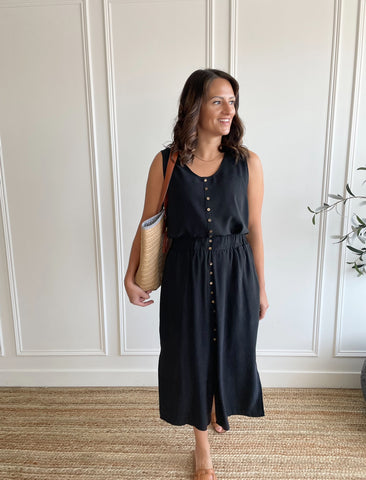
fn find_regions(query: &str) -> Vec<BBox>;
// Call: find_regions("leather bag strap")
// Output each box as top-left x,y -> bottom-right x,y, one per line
158,150 -> 178,210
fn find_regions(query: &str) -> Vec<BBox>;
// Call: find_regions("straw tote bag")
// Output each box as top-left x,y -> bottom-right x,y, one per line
135,150 -> 177,291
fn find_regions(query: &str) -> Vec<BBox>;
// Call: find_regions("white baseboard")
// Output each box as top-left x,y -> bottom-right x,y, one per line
259,370 -> 361,388
0,369 -> 158,387
0,369 -> 362,388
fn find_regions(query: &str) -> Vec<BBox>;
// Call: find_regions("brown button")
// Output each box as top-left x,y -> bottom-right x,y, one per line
208,218 -> 212,222
207,207 -> 211,212
211,291 -> 214,294
210,271 -> 213,275
206,196 -> 210,200
204,178 -> 208,182
205,187 -> 208,191
213,338 -> 217,341
209,230 -> 213,233
210,281 -> 213,285
213,328 -> 217,332
211,300 -> 215,304
208,246 -> 212,250
209,262 -> 213,265
209,239 -> 213,243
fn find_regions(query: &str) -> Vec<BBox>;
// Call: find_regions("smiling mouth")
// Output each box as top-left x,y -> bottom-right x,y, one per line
219,119 -> 231,125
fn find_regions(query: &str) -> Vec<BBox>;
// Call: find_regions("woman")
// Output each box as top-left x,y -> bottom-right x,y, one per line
124,69 -> 269,480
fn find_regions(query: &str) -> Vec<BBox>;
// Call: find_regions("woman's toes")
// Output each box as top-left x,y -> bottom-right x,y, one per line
211,416 -> 226,433
214,423 -> 225,433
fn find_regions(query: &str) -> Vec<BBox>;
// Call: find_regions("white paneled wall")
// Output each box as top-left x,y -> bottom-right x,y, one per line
0,0 -> 364,386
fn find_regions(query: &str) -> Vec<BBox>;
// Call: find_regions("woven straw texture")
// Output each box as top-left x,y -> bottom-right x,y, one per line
0,387 -> 365,480
135,210 -> 165,291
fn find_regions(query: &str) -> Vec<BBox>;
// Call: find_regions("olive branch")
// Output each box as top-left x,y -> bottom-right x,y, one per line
307,166 -> 366,276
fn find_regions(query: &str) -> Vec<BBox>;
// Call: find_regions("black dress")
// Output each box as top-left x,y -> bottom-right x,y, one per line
158,147 -> 264,432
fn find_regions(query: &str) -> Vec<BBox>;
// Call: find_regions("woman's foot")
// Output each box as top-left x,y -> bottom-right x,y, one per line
210,413 -> 226,433
210,398 -> 226,433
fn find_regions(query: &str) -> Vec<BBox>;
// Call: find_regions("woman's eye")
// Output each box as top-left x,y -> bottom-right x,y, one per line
213,100 -> 235,105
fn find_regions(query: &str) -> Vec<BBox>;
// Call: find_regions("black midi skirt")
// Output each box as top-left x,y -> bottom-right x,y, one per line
158,233 -> 264,431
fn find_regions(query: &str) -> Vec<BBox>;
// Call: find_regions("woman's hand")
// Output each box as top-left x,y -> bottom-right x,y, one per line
124,278 -> 154,307
259,288 -> 269,320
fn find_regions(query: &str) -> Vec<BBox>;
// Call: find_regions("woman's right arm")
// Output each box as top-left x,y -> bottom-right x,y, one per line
124,151 -> 165,306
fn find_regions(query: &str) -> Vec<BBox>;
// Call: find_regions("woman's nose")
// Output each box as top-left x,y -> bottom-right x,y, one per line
222,101 -> 234,114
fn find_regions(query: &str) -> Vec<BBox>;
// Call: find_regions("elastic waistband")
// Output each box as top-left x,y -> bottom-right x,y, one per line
170,233 -> 249,251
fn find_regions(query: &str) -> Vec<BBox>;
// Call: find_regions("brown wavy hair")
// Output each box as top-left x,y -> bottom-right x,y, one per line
168,69 -> 250,166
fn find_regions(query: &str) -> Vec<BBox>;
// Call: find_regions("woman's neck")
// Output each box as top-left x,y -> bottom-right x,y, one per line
194,137 -> 222,160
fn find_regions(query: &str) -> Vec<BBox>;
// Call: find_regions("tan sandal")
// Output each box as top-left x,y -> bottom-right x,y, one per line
194,468 -> 217,480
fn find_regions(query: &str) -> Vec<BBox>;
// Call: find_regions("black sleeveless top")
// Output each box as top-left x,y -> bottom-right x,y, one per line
161,147 -> 250,239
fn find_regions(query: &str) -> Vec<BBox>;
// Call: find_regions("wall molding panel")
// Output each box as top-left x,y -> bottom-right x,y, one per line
0,0 -> 108,356
334,0 -> 366,357
0,137 -> 5,358
103,0 -> 125,356
311,0 -> 343,359
0,136 -> 16,358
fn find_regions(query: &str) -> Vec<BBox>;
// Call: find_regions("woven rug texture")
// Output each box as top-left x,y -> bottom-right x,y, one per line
0,387 -> 365,480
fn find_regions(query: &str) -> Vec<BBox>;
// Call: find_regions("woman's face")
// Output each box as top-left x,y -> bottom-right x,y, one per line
197,78 -> 236,138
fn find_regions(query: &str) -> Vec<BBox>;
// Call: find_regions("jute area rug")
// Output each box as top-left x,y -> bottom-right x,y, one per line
0,387 -> 365,480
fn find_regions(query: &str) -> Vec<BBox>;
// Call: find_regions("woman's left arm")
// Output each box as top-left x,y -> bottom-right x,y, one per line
246,151 -> 269,320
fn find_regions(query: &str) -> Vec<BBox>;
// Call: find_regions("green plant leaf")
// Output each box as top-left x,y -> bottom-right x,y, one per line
356,215 -> 366,226
346,183 -> 355,197
347,245 -> 365,254
312,214 -> 316,225
307,206 -> 315,213
331,234 -> 349,242
354,264 -> 365,275
357,166 -> 366,170
328,194 -> 344,200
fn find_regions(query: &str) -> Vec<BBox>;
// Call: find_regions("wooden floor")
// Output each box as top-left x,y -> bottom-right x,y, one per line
0,387 -> 365,480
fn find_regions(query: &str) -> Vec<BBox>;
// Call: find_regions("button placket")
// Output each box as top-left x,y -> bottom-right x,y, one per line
203,178 -> 217,344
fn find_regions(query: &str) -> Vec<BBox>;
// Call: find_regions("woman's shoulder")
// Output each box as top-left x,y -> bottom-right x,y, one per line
245,150 -> 264,184
159,146 -> 172,176
225,146 -> 255,163
160,146 -> 170,163
247,149 -> 260,161
227,149 -> 262,178
152,146 -> 174,177
246,150 -> 262,170
149,146 -> 170,167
